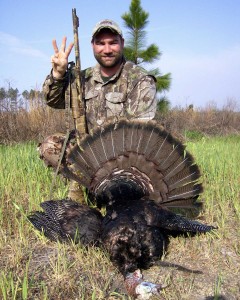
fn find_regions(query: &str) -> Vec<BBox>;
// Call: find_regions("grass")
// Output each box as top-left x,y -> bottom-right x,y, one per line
0,136 -> 239,300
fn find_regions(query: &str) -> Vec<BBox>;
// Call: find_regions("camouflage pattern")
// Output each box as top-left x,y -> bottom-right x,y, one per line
43,60 -> 157,132
92,19 -> 123,37
38,131 -> 87,203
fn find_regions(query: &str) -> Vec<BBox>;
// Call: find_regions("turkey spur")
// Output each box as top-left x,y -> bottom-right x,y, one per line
29,119 -> 216,299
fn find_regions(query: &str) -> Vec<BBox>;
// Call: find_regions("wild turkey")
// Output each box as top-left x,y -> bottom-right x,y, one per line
29,119 -> 215,299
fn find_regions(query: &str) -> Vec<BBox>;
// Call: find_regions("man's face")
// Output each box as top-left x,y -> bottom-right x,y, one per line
92,30 -> 124,69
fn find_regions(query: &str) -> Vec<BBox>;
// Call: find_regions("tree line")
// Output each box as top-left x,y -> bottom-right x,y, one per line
1,0 -> 239,144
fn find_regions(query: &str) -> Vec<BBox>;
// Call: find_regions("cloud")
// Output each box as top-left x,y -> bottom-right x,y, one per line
0,31 -> 49,60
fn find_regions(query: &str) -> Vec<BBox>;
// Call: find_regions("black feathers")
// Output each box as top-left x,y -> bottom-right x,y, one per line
28,199 -> 103,245
30,119 -> 216,298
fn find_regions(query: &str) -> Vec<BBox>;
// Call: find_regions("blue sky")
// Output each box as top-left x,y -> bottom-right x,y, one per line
0,0 -> 240,109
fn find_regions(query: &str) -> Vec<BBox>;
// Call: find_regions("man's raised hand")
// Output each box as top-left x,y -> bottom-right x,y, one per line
51,36 -> 74,79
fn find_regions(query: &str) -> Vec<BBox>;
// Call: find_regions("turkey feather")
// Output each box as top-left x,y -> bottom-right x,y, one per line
30,119 -> 216,299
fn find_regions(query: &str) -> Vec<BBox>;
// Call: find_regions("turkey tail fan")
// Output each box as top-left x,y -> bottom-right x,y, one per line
28,199 -> 103,245
66,119 -> 203,209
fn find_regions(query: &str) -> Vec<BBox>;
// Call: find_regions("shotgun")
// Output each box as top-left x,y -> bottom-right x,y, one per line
72,8 -> 87,144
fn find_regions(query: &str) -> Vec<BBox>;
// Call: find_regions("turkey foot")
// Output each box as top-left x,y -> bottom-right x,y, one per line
125,269 -> 162,299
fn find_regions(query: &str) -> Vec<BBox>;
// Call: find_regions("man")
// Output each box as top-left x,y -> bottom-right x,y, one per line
41,19 -> 157,201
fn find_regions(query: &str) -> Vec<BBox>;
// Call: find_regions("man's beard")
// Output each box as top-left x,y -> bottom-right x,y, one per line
94,52 -> 123,68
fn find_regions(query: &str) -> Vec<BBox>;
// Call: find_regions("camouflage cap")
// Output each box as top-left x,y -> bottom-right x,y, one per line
92,19 -> 123,37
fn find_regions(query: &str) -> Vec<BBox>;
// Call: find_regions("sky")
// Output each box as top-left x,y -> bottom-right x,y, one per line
0,0 -> 240,109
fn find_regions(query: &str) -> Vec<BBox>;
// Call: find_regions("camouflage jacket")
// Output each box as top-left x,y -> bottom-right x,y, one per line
43,60 -> 157,132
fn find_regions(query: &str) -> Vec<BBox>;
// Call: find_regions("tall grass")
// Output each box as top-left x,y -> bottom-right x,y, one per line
0,136 -> 239,299
188,136 -> 240,224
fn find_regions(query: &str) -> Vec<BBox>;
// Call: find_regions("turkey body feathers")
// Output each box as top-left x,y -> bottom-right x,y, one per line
28,198 -> 215,276
103,198 -> 215,276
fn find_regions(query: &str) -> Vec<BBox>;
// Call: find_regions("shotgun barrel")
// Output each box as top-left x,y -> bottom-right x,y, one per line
72,8 -> 87,144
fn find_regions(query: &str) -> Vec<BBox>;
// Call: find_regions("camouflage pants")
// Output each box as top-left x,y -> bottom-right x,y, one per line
38,131 -> 86,203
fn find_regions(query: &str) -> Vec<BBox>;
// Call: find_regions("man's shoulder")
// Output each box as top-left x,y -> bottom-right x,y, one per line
122,61 -> 155,84
81,67 -> 94,78
123,61 -> 148,76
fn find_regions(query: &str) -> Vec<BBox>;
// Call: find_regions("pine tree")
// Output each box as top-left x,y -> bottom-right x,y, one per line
121,0 -> 171,103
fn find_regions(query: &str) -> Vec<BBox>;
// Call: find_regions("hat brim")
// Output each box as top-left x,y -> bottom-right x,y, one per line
92,26 -> 122,37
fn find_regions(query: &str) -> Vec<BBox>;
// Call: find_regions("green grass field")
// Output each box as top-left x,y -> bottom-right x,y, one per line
0,136 -> 239,300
